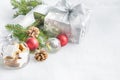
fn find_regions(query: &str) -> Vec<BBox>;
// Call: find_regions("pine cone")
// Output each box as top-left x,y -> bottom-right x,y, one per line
34,50 -> 48,61
27,26 -> 40,38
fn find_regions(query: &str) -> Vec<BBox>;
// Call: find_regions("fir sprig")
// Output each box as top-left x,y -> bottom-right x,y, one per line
31,12 -> 45,27
11,0 -> 42,17
5,24 -> 28,41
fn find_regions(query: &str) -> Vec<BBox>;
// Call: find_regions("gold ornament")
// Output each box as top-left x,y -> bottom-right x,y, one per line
34,50 -> 48,61
27,26 -> 40,38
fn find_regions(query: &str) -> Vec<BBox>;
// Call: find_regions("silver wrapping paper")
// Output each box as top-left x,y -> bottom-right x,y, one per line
44,0 -> 90,44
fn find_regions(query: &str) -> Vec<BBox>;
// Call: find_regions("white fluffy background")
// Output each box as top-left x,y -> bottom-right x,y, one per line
0,0 -> 120,80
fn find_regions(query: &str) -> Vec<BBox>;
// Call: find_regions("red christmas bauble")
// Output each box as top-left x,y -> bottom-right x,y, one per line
57,34 -> 68,47
26,37 -> 39,50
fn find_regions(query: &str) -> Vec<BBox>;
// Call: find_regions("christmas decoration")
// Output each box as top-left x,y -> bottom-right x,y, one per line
0,0 -> 90,69
27,26 -> 40,38
11,0 -> 41,17
5,24 -> 48,51
57,34 -> 68,47
26,37 -> 39,50
32,12 -> 45,27
34,50 -> 48,61
5,24 -> 28,41
44,0 -> 90,44
45,38 -> 61,53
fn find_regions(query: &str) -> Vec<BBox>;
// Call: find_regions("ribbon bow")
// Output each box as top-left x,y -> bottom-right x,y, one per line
49,0 -> 84,22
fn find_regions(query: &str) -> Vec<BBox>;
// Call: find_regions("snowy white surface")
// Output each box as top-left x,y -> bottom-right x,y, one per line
0,0 -> 120,80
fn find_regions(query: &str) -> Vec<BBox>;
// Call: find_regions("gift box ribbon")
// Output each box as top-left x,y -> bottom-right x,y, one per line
48,0 -> 86,43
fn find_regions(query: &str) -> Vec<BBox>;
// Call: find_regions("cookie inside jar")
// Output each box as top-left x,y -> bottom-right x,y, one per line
3,42 -> 29,69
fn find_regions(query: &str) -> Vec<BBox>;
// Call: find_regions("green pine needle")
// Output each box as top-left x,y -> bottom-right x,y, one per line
31,12 -> 45,27
11,0 -> 42,17
5,24 -> 28,41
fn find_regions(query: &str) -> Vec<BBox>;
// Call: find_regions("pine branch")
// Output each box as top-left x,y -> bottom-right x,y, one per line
11,0 -> 42,17
37,29 -> 48,47
31,12 -> 45,27
6,24 -> 24,31
5,24 -> 28,41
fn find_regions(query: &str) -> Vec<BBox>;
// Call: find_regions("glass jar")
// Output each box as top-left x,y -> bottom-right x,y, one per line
0,34 -> 30,69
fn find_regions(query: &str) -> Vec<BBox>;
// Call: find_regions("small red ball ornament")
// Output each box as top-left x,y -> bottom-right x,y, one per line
26,37 -> 39,50
57,34 -> 68,47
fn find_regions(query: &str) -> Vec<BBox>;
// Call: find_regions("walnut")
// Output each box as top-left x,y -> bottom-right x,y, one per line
27,26 -> 40,38
34,50 -> 48,61
19,43 -> 26,52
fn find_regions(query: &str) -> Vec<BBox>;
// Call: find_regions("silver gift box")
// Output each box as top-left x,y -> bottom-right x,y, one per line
44,11 -> 89,44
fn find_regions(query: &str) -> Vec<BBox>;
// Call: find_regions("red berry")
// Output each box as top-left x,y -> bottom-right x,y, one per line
26,37 -> 39,50
57,34 -> 68,47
